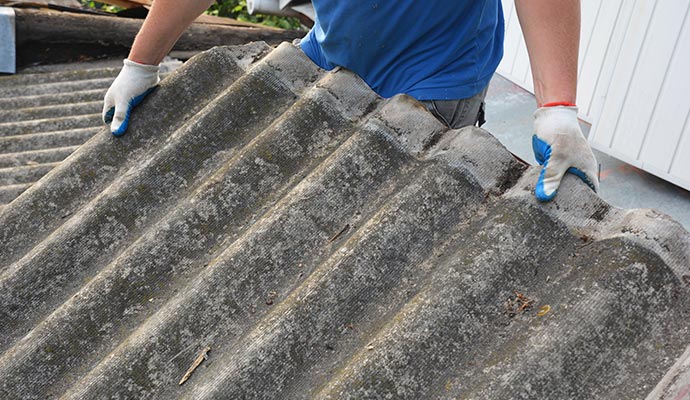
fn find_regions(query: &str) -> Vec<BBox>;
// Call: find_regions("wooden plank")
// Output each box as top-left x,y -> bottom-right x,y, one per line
0,0 -> 81,7
609,0 -> 690,160
13,8 -> 304,50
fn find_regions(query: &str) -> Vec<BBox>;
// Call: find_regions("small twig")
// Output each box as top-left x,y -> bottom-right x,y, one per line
514,291 -> 534,312
178,346 -> 211,386
327,224 -> 350,243
578,241 -> 595,249
168,342 -> 197,365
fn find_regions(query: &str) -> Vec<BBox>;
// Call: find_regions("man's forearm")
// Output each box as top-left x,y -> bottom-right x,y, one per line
514,0 -> 580,106
128,0 -> 215,65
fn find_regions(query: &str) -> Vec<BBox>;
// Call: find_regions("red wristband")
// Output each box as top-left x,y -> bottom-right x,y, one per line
541,101 -> 577,108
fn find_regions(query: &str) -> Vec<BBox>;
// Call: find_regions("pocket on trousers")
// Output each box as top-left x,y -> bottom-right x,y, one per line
421,85 -> 488,129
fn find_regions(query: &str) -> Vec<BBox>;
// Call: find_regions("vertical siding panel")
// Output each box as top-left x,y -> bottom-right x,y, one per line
577,0 -> 620,117
609,1 -> 689,161
588,0 -> 656,149
669,109 -> 690,189
501,0 -> 514,28
640,6 -> 690,173
524,63 -> 534,94
497,0 -> 690,190
586,1 -> 636,120
496,3 -> 535,92
578,0 -> 602,76
578,1 -> 621,116
497,5 -> 522,78
512,35 -> 531,87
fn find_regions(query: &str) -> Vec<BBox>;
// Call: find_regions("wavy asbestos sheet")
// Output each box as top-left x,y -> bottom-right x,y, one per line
0,58 -> 180,206
0,42 -> 688,400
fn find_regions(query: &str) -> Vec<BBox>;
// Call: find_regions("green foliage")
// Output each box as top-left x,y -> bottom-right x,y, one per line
206,0 -> 303,30
79,0 -> 303,30
79,0 -> 124,13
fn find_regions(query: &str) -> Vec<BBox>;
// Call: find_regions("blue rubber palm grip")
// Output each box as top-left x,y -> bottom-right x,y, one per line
103,107 -> 114,124
532,135 -> 597,202
111,86 -> 157,137
532,135 -> 555,202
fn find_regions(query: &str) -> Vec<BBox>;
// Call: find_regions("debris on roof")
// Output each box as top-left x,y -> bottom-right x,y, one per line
0,42 -> 688,399
0,58 -> 181,205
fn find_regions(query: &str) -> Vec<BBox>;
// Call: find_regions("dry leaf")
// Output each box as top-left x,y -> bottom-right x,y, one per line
537,305 -> 551,317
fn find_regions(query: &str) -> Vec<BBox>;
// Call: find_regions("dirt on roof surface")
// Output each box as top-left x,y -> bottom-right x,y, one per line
0,42 -> 688,400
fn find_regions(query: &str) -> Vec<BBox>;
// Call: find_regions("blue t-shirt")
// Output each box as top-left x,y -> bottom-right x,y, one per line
300,1 -> 504,100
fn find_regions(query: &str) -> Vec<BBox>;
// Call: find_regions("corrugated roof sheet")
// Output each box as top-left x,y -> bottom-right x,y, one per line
0,42 -> 689,400
0,58 -> 180,206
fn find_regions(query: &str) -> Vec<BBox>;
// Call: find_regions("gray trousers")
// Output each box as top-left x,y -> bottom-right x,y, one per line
293,40 -> 488,129
421,85 -> 489,129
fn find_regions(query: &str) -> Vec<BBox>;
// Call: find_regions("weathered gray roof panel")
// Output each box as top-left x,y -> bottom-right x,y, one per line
0,59 -> 180,205
0,61 -> 115,204
0,42 -> 688,400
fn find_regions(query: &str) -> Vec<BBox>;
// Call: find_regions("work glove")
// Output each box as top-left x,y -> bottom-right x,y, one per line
532,104 -> 599,202
102,59 -> 160,136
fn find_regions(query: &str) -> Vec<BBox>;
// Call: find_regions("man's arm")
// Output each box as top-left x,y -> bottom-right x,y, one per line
514,0 -> 579,106
103,0 -> 214,135
514,0 -> 599,201
128,0 -> 215,65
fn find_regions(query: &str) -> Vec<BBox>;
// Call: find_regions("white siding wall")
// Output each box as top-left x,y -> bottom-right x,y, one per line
498,0 -> 690,191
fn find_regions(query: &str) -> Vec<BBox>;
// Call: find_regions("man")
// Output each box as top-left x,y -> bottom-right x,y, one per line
103,0 -> 599,202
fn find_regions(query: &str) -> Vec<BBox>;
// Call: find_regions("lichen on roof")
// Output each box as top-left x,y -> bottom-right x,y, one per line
0,42 -> 688,400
